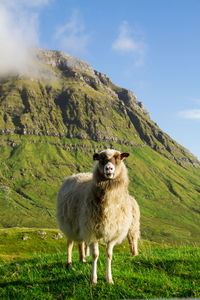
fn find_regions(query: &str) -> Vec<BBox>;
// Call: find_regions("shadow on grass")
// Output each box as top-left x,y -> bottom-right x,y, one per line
133,257 -> 198,280
0,258 -> 91,288
0,274 -> 87,288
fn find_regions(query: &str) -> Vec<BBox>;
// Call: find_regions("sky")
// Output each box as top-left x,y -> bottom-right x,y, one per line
0,0 -> 200,160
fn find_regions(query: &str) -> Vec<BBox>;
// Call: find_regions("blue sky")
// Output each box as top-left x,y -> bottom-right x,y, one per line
0,0 -> 200,160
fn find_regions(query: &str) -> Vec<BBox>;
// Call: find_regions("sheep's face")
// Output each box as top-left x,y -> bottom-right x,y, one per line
93,149 -> 129,180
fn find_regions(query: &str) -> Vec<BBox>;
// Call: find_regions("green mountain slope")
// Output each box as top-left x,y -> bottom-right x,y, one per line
0,48 -> 200,245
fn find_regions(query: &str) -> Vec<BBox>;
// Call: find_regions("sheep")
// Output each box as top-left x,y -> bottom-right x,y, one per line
56,149 -> 139,284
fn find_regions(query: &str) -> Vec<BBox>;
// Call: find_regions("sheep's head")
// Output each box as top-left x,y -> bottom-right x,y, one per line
93,149 -> 129,180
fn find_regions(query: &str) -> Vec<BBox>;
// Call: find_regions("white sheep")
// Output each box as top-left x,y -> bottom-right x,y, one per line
56,149 -> 140,284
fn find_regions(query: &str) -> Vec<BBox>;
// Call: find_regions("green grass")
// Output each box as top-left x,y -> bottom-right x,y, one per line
0,228 -> 199,299
0,228 -> 67,262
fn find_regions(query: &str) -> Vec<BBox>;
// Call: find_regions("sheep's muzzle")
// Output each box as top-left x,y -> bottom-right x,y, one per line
104,162 -> 115,179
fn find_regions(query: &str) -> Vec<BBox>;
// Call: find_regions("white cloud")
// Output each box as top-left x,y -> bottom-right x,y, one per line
112,21 -> 146,66
179,109 -> 200,120
0,1 -> 48,75
54,9 -> 90,56
0,0 -> 49,8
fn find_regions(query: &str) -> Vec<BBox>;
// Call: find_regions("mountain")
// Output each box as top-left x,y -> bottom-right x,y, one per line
0,48 -> 200,245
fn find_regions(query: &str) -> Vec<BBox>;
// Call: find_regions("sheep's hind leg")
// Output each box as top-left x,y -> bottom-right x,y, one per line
78,242 -> 86,263
90,242 -> 99,284
127,230 -> 139,256
106,242 -> 115,284
85,244 -> 90,257
133,236 -> 139,256
67,240 -> 74,269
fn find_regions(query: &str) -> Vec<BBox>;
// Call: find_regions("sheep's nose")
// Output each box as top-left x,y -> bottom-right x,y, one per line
106,166 -> 113,171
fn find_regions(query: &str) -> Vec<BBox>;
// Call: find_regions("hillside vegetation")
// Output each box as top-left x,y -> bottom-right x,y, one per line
0,135 -> 200,245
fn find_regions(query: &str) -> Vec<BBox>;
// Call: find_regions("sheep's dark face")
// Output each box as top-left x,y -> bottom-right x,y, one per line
93,149 -> 129,179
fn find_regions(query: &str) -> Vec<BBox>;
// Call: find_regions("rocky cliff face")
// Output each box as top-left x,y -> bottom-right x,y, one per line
0,48 -> 199,168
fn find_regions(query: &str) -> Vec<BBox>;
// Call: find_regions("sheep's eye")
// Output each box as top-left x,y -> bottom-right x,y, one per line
100,158 -> 108,165
99,159 -> 105,165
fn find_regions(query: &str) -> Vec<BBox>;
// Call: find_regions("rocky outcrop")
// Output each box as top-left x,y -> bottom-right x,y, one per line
36,48 -> 95,76
115,88 -> 150,117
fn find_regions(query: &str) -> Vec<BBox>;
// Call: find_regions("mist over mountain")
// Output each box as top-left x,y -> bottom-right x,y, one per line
0,48 -> 200,245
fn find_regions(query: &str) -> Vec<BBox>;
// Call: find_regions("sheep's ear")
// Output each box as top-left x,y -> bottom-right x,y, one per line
93,153 -> 100,161
120,153 -> 129,160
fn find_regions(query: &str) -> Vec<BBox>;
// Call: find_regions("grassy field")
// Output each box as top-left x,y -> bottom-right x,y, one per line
0,228 -> 199,299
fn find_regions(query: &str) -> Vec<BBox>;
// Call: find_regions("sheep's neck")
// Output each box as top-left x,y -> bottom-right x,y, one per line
92,178 -> 128,204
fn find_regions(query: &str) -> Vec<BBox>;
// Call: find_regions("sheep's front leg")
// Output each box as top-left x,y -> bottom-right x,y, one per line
67,239 -> 74,269
133,236 -> 139,256
90,242 -> 99,284
106,242 -> 115,284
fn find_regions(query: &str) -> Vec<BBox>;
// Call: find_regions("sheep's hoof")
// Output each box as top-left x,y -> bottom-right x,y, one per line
106,279 -> 114,285
66,262 -> 72,269
90,277 -> 97,285
79,258 -> 87,263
